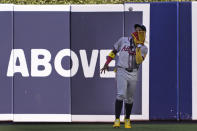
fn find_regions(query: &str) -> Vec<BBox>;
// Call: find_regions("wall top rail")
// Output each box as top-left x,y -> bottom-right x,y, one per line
0,4 -> 13,11
71,4 -> 124,12
14,5 -> 70,11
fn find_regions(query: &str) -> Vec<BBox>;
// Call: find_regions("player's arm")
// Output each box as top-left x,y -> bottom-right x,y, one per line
136,45 -> 148,65
100,37 -> 123,74
100,49 -> 117,74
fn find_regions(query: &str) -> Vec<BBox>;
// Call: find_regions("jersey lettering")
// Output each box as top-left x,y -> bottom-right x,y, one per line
121,45 -> 136,55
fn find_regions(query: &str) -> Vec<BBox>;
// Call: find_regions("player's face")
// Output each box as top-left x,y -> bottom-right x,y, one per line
135,27 -> 143,32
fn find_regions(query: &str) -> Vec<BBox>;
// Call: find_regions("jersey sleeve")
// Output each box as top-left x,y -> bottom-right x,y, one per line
113,37 -> 124,52
140,45 -> 148,58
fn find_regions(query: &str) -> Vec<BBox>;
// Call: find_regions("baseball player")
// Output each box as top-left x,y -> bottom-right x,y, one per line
101,24 -> 148,128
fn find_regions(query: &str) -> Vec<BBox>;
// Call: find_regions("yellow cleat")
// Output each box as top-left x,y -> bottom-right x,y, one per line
113,118 -> 120,128
124,119 -> 131,128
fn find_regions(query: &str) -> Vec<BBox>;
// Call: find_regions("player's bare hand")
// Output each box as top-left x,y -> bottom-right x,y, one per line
100,64 -> 109,74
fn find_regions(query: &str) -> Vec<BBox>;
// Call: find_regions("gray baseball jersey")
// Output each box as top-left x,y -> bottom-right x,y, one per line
113,37 -> 148,69
113,37 -> 148,104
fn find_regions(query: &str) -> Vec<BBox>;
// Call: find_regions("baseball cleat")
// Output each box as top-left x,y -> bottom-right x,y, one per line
124,119 -> 131,128
113,118 -> 120,128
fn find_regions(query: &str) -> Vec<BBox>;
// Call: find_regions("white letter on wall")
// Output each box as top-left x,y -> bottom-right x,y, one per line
100,49 -> 115,78
54,49 -> 79,77
80,50 -> 98,78
31,49 -> 52,77
7,49 -> 29,77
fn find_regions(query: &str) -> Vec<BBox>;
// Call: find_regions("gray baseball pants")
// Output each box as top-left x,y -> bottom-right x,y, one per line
116,67 -> 138,104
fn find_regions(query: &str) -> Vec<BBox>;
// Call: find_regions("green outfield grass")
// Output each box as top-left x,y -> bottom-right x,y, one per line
1,123 -> 197,131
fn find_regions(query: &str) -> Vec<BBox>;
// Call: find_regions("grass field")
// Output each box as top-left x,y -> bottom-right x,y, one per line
1,123 -> 197,131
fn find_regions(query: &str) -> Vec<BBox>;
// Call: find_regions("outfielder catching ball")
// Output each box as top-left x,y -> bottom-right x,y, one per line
101,24 -> 148,128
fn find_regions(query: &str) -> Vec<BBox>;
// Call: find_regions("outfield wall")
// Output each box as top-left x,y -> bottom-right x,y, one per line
0,2 -> 196,122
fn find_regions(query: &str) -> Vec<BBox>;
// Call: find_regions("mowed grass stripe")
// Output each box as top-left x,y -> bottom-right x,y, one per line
0,123 -> 197,131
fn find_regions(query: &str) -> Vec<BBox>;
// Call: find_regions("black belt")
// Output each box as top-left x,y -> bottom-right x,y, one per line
118,66 -> 137,72
125,68 -> 133,72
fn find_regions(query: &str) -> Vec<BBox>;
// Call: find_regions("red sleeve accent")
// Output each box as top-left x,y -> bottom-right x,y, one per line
105,56 -> 113,65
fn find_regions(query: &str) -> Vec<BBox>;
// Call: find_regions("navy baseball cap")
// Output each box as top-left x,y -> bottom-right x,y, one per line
134,24 -> 146,31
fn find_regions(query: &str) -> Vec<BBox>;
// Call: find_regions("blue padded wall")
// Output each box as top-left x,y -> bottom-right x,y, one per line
150,2 -> 178,120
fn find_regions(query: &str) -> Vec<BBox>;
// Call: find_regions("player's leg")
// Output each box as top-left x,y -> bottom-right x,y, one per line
124,73 -> 137,128
125,103 -> 133,119
113,99 -> 122,128
125,72 -> 137,118
116,68 -> 127,118
113,68 -> 127,128
125,80 -> 136,119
